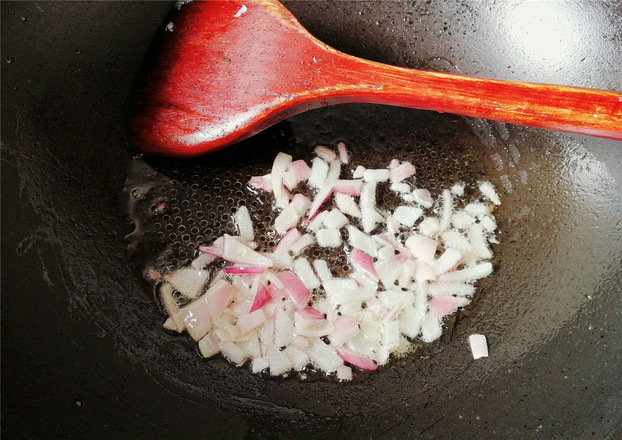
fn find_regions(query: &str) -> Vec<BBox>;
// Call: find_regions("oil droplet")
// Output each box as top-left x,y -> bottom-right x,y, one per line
75,49 -> 81,55
5,56 -> 13,64
20,16 -> 27,21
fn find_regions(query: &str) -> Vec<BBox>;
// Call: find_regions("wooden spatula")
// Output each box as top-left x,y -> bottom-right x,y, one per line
130,0 -> 622,157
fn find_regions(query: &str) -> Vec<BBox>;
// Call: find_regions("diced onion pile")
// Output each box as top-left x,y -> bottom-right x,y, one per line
155,143 -> 500,380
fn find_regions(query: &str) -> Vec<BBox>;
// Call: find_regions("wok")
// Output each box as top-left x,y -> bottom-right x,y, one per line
2,1 -> 621,439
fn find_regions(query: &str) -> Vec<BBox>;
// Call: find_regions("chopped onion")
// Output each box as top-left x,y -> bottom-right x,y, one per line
336,348 -> 376,371
337,141 -> 349,164
288,159 -> 312,182
247,174 -> 272,192
479,181 -> 501,205
308,157 -> 329,188
393,206 -> 423,228
314,145 -> 337,161
352,165 -> 366,179
308,160 -> 341,220
249,283 -> 270,312
469,334 -> 489,359
334,193 -> 361,218
316,228 -> 342,248
278,271 -> 311,308
350,249 -> 379,280
363,169 -> 390,182
164,268 -> 208,298
271,152 -> 292,209
222,234 -> 273,267
293,257 -> 320,289
156,144 -> 500,381
389,162 -> 416,183
289,233 -> 315,255
413,188 -> 433,208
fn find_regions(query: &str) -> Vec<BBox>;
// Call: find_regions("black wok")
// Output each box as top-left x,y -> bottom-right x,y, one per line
2,1 -> 621,439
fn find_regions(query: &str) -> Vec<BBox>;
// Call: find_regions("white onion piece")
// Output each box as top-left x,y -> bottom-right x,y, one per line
289,233 -> 315,255
433,248 -> 462,276
316,228 -> 342,248
350,249 -> 378,280
438,262 -> 493,283
389,159 -> 400,169
183,280 -> 233,341
450,182 -> 465,196
308,160 -> 341,220
337,141 -> 349,164
329,315 -> 360,346
271,152 -> 292,209
222,234 -> 273,267
164,268 -> 209,298
390,182 -> 411,194
405,234 -> 437,262
363,169 -> 390,182
274,228 -> 301,254
308,157 -> 329,188
479,181 -> 501,205
361,208 -> 383,233
469,334 -> 489,359
247,174 -> 272,192
468,223 -> 492,259
281,170 -> 298,191
480,215 -> 497,233
359,181 -> 376,209
412,188 -> 433,208
398,307 -> 423,339
418,216 -> 440,237
439,189 -> 453,232
274,307 -> 295,348
420,311 -> 442,343
313,259 -> 333,283
352,165 -> 366,179
284,345 -> 309,371
389,162 -> 416,183
336,365 -> 353,381
220,342 -> 246,366
441,230 -> 471,254
293,257 -> 321,290
314,145 -> 337,161
235,308 -> 267,334
294,307 -> 333,337
198,332 -> 220,358
334,192 -> 361,218
427,282 -> 475,297
268,346 -> 293,375
429,296 -> 469,318
333,179 -> 362,196
288,159 -> 311,182
347,225 -> 378,257
274,202 -> 300,234
451,210 -> 475,229
307,210 -> 328,232
393,206 -> 423,227
191,252 -> 215,269
323,209 -> 349,229
465,202 -> 490,217
251,357 -> 269,373
291,193 -> 311,214
381,321 -> 401,351
308,339 -> 343,373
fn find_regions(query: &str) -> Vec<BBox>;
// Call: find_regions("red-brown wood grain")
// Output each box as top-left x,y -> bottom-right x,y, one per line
130,0 -> 622,157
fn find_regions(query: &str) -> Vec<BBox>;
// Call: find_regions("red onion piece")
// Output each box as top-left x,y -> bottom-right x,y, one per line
278,270 -> 311,308
336,348 -> 377,371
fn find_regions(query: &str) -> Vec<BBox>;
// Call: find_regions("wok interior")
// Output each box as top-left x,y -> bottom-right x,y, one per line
2,1 -> 620,438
